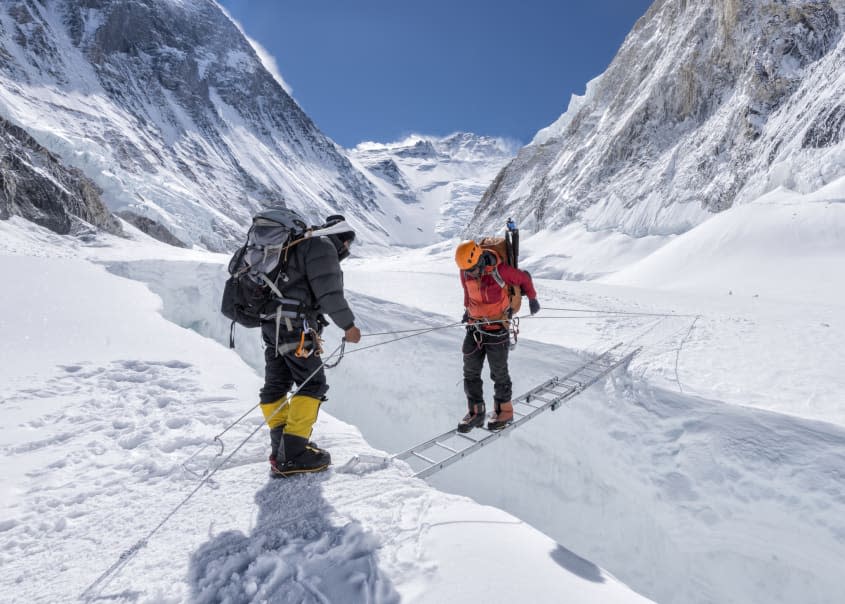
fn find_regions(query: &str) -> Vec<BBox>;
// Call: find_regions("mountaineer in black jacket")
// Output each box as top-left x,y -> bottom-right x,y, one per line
260,215 -> 361,477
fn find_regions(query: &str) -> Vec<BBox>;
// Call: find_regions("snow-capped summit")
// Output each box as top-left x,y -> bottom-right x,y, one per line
0,0 -> 439,251
352,133 -> 518,239
472,0 -> 845,239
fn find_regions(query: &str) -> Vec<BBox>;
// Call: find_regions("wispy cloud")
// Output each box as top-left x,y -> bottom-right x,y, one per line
215,2 -> 293,96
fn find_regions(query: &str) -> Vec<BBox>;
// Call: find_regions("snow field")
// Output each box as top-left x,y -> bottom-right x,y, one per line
3,174 -> 845,604
125,247 -> 845,604
332,184 -> 845,604
0,223 -> 650,603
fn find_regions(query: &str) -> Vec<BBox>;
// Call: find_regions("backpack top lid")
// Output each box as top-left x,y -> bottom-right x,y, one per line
253,207 -> 307,232
477,237 -> 509,266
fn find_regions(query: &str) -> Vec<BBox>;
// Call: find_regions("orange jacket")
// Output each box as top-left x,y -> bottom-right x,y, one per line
461,261 -> 536,322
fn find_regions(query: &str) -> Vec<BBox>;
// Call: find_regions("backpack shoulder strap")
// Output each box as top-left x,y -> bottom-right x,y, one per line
490,266 -> 505,288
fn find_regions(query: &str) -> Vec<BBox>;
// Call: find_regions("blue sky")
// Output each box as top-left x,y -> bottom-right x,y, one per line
218,1 -> 653,148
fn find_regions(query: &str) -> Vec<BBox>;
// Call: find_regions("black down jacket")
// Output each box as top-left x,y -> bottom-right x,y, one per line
260,235 -> 355,347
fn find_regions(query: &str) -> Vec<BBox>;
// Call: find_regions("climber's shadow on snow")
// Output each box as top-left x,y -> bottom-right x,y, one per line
189,473 -> 399,603
550,544 -> 605,583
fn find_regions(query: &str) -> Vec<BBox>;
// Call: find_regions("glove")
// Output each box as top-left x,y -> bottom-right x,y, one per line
461,310 -> 469,323
344,325 -> 362,343
529,299 -> 540,315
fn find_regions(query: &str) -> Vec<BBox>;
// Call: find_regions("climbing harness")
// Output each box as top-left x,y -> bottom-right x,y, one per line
294,318 -> 324,359
509,316 -> 520,349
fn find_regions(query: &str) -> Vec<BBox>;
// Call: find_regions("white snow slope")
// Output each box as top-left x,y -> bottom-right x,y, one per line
351,133 -> 518,240
0,220 -> 650,603
3,170 -> 844,604
336,183 -> 845,603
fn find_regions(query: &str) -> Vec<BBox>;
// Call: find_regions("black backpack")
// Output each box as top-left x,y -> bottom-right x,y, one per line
221,208 -> 308,344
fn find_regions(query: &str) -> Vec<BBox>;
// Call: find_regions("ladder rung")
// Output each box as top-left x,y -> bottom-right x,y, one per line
434,441 -> 458,453
412,451 -> 436,464
456,432 -> 481,444
579,367 -> 608,376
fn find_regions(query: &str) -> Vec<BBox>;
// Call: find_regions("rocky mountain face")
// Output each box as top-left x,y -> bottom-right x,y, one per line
351,133 -> 517,239
0,0 -> 430,251
472,0 -> 845,238
0,115 -> 121,235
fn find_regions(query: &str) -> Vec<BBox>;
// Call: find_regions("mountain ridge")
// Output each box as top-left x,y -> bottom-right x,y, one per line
471,0 -> 845,240
0,0 -> 408,250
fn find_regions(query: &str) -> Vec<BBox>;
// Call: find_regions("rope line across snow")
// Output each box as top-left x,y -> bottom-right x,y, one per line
80,305 -> 691,600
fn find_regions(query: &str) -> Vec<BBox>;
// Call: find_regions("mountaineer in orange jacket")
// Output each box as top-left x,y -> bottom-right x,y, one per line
455,240 -> 540,432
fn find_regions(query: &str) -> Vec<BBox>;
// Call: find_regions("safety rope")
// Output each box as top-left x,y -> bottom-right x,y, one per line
515,314 -> 678,320
360,321 -> 462,337
340,321 -> 463,355
674,315 -> 701,393
83,306 -> 702,599
540,306 -> 699,318
181,402 -> 259,480
80,343 -> 344,602
622,316 -> 670,353
181,325 -> 459,480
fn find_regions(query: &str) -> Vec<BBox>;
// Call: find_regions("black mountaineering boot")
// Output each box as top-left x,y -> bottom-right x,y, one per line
272,434 -> 331,478
268,425 -> 285,474
457,403 -> 486,433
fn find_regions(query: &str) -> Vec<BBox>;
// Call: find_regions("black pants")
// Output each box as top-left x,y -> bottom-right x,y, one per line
260,337 -> 328,403
462,327 -> 511,407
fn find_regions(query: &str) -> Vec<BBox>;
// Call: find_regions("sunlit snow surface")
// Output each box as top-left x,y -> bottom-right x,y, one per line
2,178 -> 845,603
0,220 -> 648,603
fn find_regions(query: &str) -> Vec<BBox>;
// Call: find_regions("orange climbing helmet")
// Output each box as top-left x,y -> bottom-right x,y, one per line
455,240 -> 482,270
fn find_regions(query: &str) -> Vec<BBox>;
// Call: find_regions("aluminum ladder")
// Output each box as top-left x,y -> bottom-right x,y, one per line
392,343 -> 639,479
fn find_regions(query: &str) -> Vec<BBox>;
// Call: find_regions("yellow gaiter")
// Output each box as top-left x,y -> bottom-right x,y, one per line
260,397 -> 289,429
285,395 -> 322,439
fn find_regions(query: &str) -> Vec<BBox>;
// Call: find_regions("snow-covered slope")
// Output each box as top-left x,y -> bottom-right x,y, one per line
0,220 -> 650,604
472,0 -> 845,243
0,0 -> 439,251
350,133 -> 517,240
338,186 -> 845,603
603,176 -> 845,301
3,180 -> 845,603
